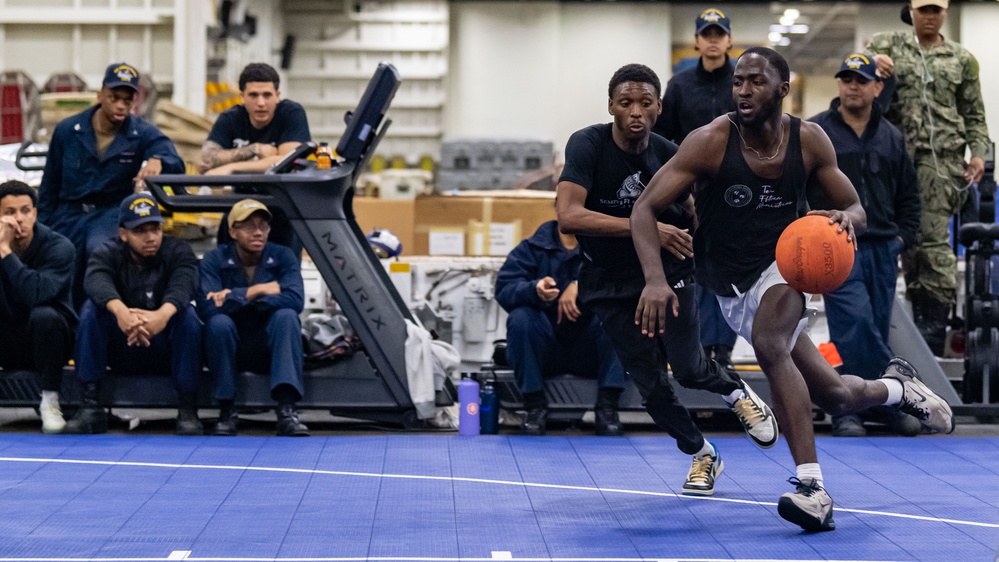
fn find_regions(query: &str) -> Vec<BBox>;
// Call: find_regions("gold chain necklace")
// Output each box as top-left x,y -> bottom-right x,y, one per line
728,115 -> 784,161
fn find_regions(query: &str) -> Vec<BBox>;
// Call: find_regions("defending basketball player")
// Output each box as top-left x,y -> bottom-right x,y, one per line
630,47 -> 954,533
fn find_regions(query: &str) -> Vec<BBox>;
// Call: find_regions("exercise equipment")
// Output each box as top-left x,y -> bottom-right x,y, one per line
0,63 -> 447,428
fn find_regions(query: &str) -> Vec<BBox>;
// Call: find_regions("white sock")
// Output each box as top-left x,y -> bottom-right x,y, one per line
723,387 -> 745,406
879,378 -> 904,406
694,440 -> 716,458
796,463 -> 823,488
41,390 -> 58,404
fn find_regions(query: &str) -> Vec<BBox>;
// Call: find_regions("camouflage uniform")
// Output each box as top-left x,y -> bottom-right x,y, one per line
868,31 -> 990,304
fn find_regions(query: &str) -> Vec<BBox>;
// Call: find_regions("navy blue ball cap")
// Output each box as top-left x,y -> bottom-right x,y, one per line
103,63 -> 140,91
119,193 -> 164,230
696,8 -> 731,35
835,53 -> 880,82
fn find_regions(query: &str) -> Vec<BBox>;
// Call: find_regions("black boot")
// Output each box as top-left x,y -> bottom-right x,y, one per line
910,289 -> 948,356
176,394 -> 203,436
276,403 -> 310,436
521,391 -> 547,436
594,387 -> 623,436
923,297 -> 951,357
214,400 -> 239,436
63,383 -> 108,435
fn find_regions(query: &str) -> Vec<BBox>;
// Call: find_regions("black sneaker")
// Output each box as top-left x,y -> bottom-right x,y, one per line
62,405 -> 108,435
214,404 -> 239,436
778,477 -> 836,532
276,404 -> 310,437
594,404 -> 623,436
176,408 -> 204,436
522,408 -> 547,436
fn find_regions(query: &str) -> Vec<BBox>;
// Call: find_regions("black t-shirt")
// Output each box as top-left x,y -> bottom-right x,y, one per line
207,99 -> 311,149
559,123 -> 694,280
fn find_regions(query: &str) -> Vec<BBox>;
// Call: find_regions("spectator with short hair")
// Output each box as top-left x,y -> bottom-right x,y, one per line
37,62 -> 184,307
0,180 -> 76,434
200,62 -> 311,257
64,193 -> 203,435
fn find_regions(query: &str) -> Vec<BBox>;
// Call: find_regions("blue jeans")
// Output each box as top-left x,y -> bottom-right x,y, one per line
504,307 -> 625,396
75,301 -> 203,395
822,238 -> 904,380
203,309 -> 305,402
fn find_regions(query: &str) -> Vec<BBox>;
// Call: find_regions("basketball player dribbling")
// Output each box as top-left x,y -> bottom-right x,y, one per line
630,47 -> 954,532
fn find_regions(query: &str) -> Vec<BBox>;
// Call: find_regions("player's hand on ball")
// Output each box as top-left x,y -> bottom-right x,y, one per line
807,209 -> 856,249
636,281 -> 678,337
656,224 -> 693,260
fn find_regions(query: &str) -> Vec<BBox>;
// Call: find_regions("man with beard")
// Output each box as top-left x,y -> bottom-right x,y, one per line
631,47 -> 954,532
65,193 -> 203,435
556,63 -> 779,497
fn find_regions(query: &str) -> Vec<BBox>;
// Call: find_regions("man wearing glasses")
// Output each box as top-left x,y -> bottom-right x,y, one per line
198,199 -> 309,437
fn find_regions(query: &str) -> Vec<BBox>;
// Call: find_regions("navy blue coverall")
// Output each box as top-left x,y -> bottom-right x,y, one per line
37,106 -> 184,306
198,242 -> 305,402
495,220 -> 625,397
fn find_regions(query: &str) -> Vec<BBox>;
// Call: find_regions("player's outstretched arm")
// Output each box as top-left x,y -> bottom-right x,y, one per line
631,123 -> 722,336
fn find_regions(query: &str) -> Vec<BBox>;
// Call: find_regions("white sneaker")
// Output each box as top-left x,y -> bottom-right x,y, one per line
730,382 -> 779,448
682,444 -> 723,496
881,357 -> 954,434
39,392 -> 66,434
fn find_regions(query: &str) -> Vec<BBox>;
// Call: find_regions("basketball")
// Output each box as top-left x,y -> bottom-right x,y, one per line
775,215 -> 855,294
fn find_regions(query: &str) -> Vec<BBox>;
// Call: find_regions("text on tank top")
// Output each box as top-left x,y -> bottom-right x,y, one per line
693,113 -> 809,297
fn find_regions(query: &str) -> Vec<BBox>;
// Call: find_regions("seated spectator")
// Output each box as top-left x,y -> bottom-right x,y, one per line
200,62 -> 311,257
198,199 -> 308,437
0,180 -> 76,434
64,193 -> 203,435
495,219 -> 626,436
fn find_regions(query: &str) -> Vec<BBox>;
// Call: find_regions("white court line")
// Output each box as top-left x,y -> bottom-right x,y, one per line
0,556 -> 916,562
0,456 -> 995,530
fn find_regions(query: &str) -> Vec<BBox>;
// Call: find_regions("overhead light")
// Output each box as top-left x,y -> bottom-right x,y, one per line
778,37 -> 791,46
784,8 -> 801,19
779,15 -> 796,26
789,24 -> 809,34
768,31 -> 784,43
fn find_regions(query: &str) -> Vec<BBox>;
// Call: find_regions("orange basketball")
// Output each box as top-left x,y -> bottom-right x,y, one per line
775,215 -> 855,294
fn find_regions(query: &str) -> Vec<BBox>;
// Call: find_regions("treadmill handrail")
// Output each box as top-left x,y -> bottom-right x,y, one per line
143,170 -> 353,214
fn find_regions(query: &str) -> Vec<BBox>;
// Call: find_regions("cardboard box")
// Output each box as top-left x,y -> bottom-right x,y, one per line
351,197 -> 415,256
413,191 -> 556,255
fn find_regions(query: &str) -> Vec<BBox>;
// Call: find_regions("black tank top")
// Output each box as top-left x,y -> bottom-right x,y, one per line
693,113 -> 809,297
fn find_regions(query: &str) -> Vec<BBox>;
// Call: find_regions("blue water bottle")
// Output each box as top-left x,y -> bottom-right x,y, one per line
458,373 -> 480,436
479,374 -> 499,435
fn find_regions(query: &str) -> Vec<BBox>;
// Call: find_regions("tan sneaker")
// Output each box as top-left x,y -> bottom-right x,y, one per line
39,392 -> 66,434
682,444 -> 723,496
730,381 -> 779,448
881,357 -> 954,434
778,477 -> 836,532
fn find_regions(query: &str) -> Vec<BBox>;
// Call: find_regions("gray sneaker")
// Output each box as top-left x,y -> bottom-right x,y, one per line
778,477 -> 835,532
880,357 -> 954,434
730,381 -> 779,448
682,444 -> 723,496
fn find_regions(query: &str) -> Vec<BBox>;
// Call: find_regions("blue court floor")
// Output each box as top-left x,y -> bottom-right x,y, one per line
0,433 -> 995,562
